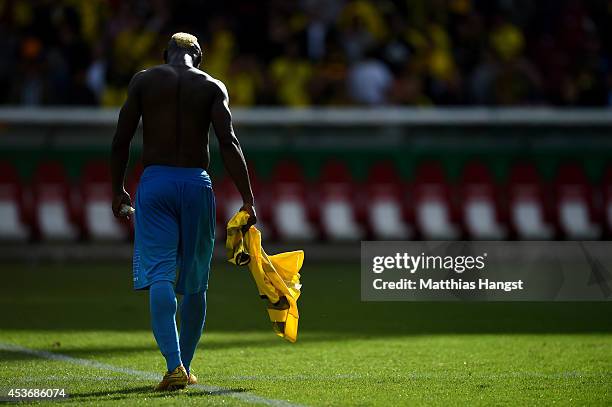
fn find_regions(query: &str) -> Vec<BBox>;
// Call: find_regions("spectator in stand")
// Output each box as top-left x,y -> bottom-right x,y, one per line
270,41 -> 313,106
347,49 -> 393,105
227,55 -> 264,106
0,0 -> 611,108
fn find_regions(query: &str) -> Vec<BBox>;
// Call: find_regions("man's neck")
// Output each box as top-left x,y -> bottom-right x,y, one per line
166,53 -> 194,68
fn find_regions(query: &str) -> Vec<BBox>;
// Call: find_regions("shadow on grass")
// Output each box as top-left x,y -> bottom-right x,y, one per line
67,385 -> 250,402
1,261 -> 612,335
68,385 -> 158,400
3,302 -> 611,335
0,333 -> 343,361
0,350 -> 42,361
203,387 -> 250,396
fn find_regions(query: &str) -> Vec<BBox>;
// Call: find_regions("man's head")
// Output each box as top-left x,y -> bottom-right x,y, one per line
164,32 -> 202,67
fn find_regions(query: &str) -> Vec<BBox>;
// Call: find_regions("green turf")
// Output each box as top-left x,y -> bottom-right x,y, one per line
0,261 -> 611,406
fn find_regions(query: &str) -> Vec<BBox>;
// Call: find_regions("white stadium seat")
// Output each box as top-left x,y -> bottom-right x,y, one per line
465,198 -> 506,240
416,198 -> 459,240
369,199 -> 411,239
512,200 -> 553,239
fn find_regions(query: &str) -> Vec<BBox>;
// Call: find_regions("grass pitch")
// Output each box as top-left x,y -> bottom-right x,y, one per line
0,260 -> 610,406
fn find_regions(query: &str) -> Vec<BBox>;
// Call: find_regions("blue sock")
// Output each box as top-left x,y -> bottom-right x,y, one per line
179,290 -> 207,374
149,281 -> 182,372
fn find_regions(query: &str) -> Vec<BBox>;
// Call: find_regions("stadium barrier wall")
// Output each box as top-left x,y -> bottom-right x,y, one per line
0,107 -> 611,259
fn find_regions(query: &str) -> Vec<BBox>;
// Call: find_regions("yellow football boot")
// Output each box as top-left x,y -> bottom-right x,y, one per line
187,371 -> 198,385
155,365 -> 188,391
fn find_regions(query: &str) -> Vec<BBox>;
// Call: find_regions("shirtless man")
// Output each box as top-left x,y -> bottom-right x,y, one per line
110,32 -> 256,390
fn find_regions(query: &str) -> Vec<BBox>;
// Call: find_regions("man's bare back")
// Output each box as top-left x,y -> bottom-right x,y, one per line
133,64 -> 223,169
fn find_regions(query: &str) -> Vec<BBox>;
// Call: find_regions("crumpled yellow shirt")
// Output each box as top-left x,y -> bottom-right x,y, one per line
226,211 -> 303,342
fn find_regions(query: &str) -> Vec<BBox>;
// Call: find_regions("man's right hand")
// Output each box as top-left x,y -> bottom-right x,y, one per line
240,203 -> 257,231
112,189 -> 133,219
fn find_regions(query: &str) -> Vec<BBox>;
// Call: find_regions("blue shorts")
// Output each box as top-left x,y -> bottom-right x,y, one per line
133,165 -> 215,295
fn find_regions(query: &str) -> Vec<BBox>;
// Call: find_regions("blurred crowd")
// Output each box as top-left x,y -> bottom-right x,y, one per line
1,0 -> 612,107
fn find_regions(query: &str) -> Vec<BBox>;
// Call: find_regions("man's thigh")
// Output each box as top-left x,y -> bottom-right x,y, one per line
176,183 -> 215,295
133,178 -> 180,290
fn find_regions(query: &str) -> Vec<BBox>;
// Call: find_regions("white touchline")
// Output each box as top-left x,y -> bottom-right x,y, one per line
0,342 -> 305,407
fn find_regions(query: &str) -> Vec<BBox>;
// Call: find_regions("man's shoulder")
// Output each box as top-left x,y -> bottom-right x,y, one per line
198,71 -> 227,95
129,66 -> 163,85
149,66 -> 224,84
131,66 -> 227,96
135,65 -> 173,78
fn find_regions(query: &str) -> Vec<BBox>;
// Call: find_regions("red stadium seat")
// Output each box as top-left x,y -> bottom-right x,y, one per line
125,163 -> 144,237
554,163 -> 600,239
507,163 -> 554,239
32,162 -> 79,240
365,162 -> 411,239
216,176 -> 247,237
81,161 -> 130,240
127,163 -> 144,199
412,162 -> 459,239
603,166 -> 612,236
458,162 -> 506,240
318,161 -> 363,240
269,161 -> 317,241
0,161 -> 29,241
214,165 -> 270,240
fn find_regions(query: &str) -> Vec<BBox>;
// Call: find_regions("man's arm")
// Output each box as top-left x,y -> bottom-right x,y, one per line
110,71 -> 142,218
211,81 -> 257,226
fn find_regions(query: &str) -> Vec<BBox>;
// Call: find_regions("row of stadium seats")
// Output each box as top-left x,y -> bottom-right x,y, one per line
237,161 -> 609,241
0,160 -> 609,242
